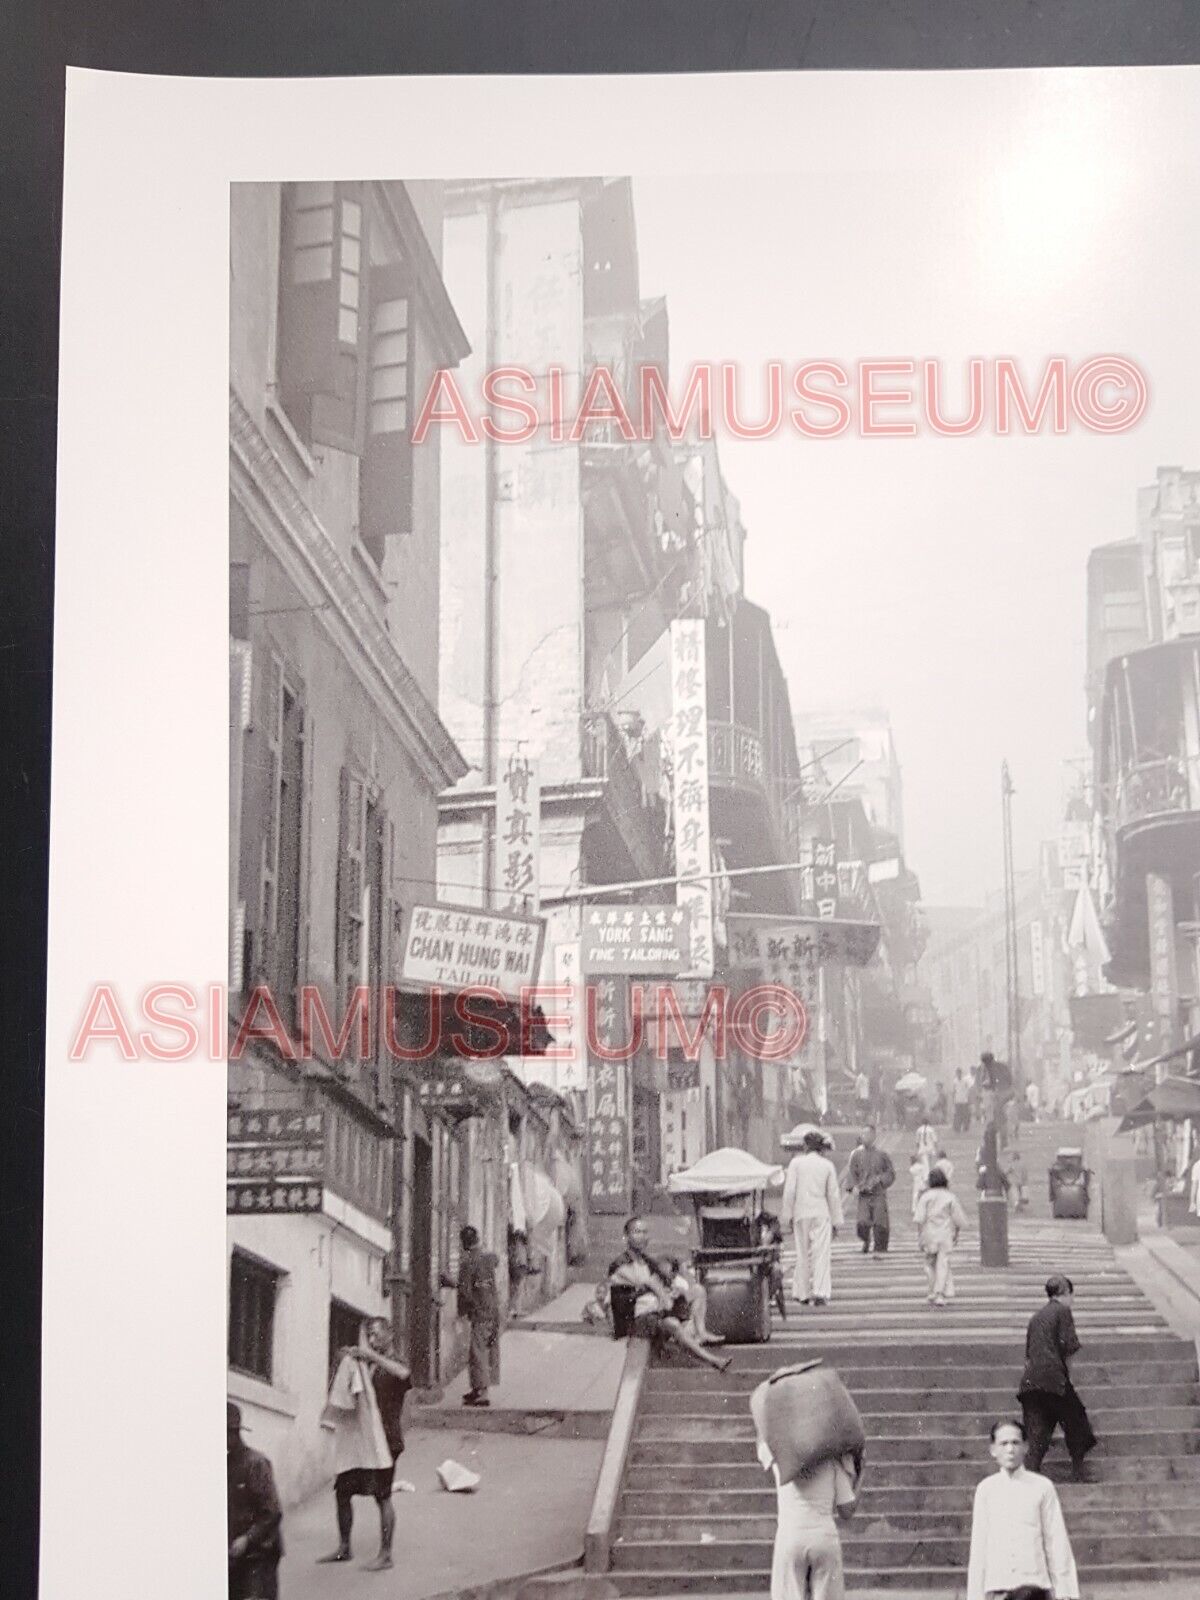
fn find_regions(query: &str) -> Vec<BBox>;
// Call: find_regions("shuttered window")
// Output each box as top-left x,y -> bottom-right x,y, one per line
336,767 -> 367,1008
277,182 -> 370,455
229,1251 -> 281,1384
360,260 -> 414,564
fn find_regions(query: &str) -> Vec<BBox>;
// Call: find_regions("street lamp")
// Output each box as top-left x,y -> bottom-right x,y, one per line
978,763 -> 1015,1269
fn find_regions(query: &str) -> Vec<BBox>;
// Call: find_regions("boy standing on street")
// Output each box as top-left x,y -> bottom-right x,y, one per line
966,1418 -> 1079,1600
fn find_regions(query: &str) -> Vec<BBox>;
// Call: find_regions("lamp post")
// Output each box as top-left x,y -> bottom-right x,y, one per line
978,763 -> 1015,1268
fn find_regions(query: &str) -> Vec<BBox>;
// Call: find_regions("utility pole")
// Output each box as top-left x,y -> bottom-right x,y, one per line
1001,760 -> 1022,1093
979,761 -> 1015,1268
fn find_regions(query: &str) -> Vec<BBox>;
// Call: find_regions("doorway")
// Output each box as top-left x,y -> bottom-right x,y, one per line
409,1136 -> 435,1385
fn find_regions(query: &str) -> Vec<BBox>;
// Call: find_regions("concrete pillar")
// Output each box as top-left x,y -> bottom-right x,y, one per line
978,1194 -> 1009,1267
1086,1118 -> 1139,1246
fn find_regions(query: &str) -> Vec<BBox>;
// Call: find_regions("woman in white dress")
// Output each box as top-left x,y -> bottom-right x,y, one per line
758,1440 -> 859,1600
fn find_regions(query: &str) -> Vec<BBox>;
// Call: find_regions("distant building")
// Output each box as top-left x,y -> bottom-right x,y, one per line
794,708 -> 905,850
1088,466 -> 1200,1054
922,845 -> 1077,1111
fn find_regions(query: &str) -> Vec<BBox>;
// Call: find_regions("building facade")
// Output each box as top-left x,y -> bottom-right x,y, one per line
227,180 -> 584,1509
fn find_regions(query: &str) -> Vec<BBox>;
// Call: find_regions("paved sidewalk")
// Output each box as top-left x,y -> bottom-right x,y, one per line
281,1428 -> 603,1600
422,1326 -> 625,1414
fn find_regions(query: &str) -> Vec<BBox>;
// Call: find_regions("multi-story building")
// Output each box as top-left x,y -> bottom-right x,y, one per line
1089,466 -> 1200,1053
794,707 -> 906,850
922,846 -> 1079,1112
433,178 -> 868,1195
227,180 -> 583,1506
435,179 -> 712,1217
790,721 -> 925,1118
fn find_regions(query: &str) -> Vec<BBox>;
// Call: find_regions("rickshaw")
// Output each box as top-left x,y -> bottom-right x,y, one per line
667,1147 -> 784,1344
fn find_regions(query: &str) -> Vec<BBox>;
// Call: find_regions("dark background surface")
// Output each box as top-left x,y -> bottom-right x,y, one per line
3,4 -> 1200,1597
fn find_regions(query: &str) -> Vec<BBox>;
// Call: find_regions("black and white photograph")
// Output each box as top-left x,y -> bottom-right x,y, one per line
42,63 -> 1200,1600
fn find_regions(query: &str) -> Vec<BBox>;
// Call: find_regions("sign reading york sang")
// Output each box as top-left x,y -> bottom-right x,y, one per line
581,904 -> 692,975
400,902 -> 544,1001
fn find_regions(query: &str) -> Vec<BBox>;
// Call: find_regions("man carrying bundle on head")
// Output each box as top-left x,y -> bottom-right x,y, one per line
751,1361 -> 865,1600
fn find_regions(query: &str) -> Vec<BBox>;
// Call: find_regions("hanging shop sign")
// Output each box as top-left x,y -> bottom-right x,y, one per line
587,976 -> 632,1213
727,911 -> 880,1021
495,752 -> 540,913
670,619 -> 714,978
581,903 -> 691,975
400,901 -> 545,1002
551,939 -> 588,1093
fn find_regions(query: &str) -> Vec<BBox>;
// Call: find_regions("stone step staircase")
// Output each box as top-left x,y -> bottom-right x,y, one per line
604,1120 -> 1200,1594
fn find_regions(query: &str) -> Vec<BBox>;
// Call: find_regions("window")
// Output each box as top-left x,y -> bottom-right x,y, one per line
360,260 -> 415,563
1103,598 -> 1144,634
277,184 -> 418,560
336,769 -> 391,1083
229,1251 -> 281,1383
277,182 -> 370,454
251,655 -> 305,1023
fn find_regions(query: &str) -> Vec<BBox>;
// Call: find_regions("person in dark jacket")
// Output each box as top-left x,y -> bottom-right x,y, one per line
447,1224 -> 501,1407
844,1126 -> 896,1254
227,1402 -> 282,1599
1018,1275 -> 1097,1481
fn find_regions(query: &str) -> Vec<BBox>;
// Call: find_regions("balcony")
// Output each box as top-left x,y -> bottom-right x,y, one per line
708,720 -> 765,794
1113,755 -> 1196,829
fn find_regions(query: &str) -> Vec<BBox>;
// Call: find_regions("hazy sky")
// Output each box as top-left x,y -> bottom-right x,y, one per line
632,103 -> 1199,906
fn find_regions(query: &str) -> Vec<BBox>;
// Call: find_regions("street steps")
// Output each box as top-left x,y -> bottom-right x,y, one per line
604,1119 -> 1200,1594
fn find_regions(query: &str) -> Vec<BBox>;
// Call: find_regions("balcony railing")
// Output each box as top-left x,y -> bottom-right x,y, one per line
708,721 -> 765,792
1113,755 -> 1197,829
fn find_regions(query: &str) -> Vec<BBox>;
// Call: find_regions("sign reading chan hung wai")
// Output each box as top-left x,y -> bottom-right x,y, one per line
400,901 -> 545,1003
581,904 -> 691,975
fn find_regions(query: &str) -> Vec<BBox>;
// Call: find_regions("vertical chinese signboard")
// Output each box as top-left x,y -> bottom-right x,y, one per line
670,619 -> 713,978
586,975 -> 632,1213
811,841 -> 840,919
553,939 -> 587,1093
495,752 -> 540,912
1147,871 -> 1179,1059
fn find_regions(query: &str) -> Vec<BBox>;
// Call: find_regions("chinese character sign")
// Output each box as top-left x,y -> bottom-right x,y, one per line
586,1052 -> 630,1214
581,904 -> 691,975
1147,872 -> 1178,1024
402,902 -> 545,1002
495,753 -> 540,913
553,939 -> 588,1093
670,619 -> 713,978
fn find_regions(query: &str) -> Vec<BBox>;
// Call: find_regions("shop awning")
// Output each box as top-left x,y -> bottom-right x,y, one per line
1117,1075 -> 1200,1133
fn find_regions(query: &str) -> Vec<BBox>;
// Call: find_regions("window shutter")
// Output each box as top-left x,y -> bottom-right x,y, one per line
229,640 -> 253,993
277,181 -> 370,455
360,260 -> 414,562
255,653 -> 284,986
336,765 -> 367,1011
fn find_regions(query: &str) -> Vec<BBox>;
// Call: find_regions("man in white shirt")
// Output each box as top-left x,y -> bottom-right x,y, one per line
966,1418 -> 1079,1600
781,1130 -> 844,1306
